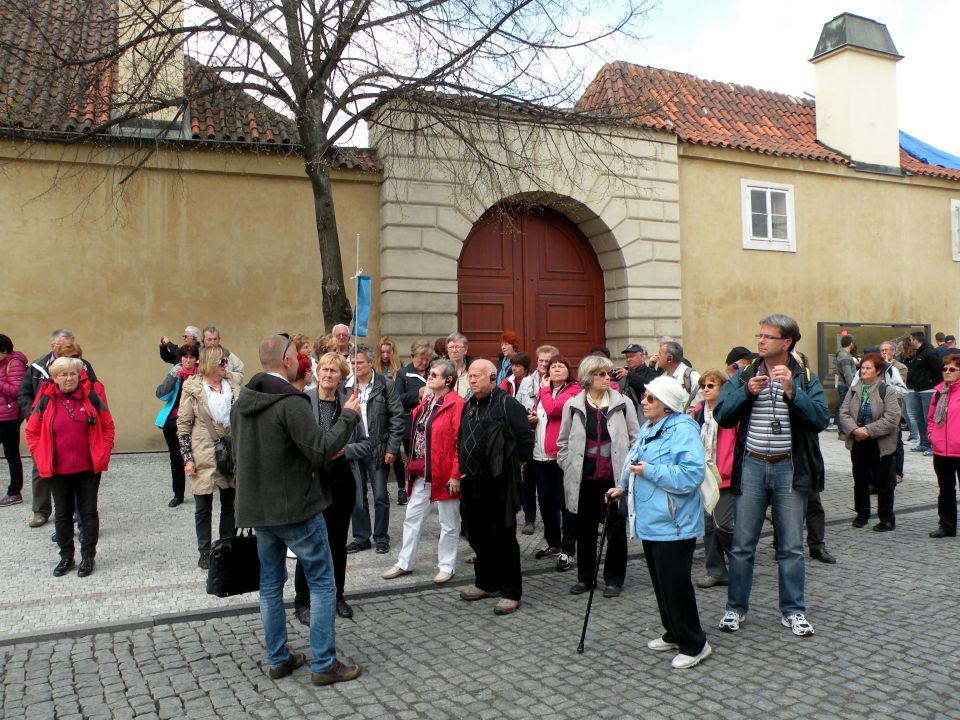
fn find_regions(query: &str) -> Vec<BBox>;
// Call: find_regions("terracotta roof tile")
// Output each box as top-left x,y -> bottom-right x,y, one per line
578,61 -> 958,182
0,0 -> 379,171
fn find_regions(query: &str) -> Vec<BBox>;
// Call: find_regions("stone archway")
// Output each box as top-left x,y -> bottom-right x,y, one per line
457,205 -> 605,361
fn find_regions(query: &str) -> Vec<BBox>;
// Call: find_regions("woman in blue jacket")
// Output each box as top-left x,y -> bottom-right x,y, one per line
608,376 -> 710,670
154,344 -> 200,508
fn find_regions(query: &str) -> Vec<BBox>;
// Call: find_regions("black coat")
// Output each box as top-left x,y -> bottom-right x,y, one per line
907,343 -> 943,392
344,373 -> 404,463
393,362 -> 427,440
18,352 -> 97,419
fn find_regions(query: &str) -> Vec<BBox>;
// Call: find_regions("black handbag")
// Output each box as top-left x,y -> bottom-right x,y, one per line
200,411 -> 234,475
206,528 -> 260,597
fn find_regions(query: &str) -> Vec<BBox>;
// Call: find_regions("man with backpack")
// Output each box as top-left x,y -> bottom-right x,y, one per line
657,340 -> 700,411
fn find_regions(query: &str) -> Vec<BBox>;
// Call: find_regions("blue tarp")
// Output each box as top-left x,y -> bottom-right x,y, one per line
900,130 -> 960,170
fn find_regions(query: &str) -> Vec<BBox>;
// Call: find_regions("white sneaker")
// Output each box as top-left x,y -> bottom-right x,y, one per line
382,565 -> 412,580
647,636 -> 678,652
718,610 -> 745,632
432,570 -> 455,584
782,613 -> 815,636
671,642 -> 712,669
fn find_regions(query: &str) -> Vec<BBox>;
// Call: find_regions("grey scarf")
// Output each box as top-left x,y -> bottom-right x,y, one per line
934,386 -> 950,427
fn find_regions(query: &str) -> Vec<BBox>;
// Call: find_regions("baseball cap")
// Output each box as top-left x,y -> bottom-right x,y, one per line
725,346 -> 756,366
623,343 -> 646,354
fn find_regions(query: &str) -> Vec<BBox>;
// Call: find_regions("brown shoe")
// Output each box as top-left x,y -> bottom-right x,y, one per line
311,657 -> 361,686
459,586 -> 499,601
695,575 -> 728,589
267,650 -> 306,679
521,522 -> 535,535
493,598 -> 519,615
29,514 -> 48,528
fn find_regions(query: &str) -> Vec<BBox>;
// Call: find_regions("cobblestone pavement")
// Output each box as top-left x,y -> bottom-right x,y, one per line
1,432 -> 958,718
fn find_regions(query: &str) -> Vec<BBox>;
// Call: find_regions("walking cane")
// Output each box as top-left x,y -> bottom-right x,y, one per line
577,495 -> 613,654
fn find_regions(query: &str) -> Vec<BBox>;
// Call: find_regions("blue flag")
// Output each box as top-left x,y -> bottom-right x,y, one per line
351,275 -> 371,337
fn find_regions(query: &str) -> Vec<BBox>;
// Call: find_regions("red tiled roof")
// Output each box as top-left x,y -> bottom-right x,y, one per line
578,61 -> 959,182
0,0 -> 379,171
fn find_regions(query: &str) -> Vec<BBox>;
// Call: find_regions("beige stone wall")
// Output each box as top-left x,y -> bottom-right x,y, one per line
678,145 -> 960,373
370,118 -> 682,360
0,140 -> 380,452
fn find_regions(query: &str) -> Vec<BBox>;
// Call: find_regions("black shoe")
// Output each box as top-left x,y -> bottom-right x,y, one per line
375,543 -> 389,554
294,606 -> 310,627
168,496 -> 184,508
345,541 -> 371,554
569,582 -> 592,595
851,517 -> 868,528
397,490 -> 408,506
929,527 -> 956,538
810,548 -> 836,564
602,585 -> 622,598
336,599 -> 354,619
873,521 -> 895,532
53,557 -> 75,577
77,557 -> 95,577
198,552 -> 210,570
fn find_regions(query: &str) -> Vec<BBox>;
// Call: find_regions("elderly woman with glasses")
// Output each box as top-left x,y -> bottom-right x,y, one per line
839,352 -> 901,532
177,346 -> 240,569
557,355 -> 639,597
926,353 -> 960,538
26,357 -> 115,577
382,359 -> 465,584
689,369 -> 737,588
608,376 -> 710,669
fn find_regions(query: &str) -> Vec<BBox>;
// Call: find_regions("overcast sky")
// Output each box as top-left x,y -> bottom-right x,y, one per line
625,0 -> 960,155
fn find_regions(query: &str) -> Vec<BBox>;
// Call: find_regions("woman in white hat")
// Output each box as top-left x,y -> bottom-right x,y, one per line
608,375 -> 710,670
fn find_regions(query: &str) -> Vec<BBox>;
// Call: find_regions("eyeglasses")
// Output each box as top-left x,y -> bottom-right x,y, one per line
642,393 -> 659,403
595,371 -> 610,378
701,383 -> 718,389
217,358 -> 229,367
755,333 -> 785,341
944,366 -> 960,373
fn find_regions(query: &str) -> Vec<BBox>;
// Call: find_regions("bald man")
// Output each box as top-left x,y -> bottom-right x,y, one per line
457,359 -> 534,616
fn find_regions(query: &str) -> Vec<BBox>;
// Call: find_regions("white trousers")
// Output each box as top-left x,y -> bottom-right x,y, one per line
396,477 -> 461,574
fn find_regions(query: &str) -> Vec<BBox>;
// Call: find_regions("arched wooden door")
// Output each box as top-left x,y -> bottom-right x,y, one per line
458,206 -> 605,363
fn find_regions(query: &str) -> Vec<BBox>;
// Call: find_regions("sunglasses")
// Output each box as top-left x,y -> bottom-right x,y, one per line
642,393 -> 659,403
701,382 -> 718,389
217,358 -> 229,368
595,371 -> 610,378
944,366 -> 960,373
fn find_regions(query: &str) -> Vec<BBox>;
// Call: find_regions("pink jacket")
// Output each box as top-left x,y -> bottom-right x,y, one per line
537,382 -> 581,457
690,403 -> 737,489
927,381 -> 960,458
0,351 -> 28,421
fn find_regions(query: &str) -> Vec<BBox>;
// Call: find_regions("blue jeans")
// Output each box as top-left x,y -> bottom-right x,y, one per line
351,456 -> 389,546
256,514 -> 337,672
727,456 -> 808,617
911,390 -> 935,451
903,391 -> 920,442
834,384 -> 849,427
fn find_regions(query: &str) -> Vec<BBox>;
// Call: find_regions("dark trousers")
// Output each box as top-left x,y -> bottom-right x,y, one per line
194,488 -> 235,556
31,461 -> 51,518
895,429 -> 904,477
642,538 -> 706,657
1,419 -> 24,496
704,488 -> 734,580
161,415 -> 186,499
50,471 -> 100,560
850,439 -> 895,524
321,477 -> 356,600
575,479 -> 626,588
932,455 -> 960,534
531,459 -> 576,553
520,465 -> 537,523
462,480 -> 522,601
393,439 -> 409,490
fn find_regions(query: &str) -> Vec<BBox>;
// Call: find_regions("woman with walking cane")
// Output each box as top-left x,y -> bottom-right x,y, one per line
607,376 -> 711,670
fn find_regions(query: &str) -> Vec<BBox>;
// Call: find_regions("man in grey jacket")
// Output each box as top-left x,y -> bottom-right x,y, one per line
232,335 -> 362,686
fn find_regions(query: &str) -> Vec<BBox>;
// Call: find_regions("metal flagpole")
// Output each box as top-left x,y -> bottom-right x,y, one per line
351,232 -> 361,397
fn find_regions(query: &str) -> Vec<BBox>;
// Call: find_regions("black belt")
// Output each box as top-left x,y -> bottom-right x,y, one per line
746,450 -> 791,463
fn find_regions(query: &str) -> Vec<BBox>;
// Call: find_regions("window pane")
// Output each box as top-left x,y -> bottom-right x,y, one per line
770,190 -> 787,216
750,189 -> 767,215
771,214 -> 788,239
752,213 -> 768,238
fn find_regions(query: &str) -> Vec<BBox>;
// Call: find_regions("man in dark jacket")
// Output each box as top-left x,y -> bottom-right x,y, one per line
714,314 -> 828,639
344,345 -> 404,554
613,343 -> 658,410
231,335 -> 362,687
907,331 -> 943,454
457,359 -> 534,616
18,329 -> 97,528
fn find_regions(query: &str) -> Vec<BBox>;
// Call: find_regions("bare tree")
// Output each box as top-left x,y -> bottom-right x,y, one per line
0,0 -> 654,327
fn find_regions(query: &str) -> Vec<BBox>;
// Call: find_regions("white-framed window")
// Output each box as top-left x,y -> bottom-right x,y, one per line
740,179 -> 796,252
951,199 -> 960,261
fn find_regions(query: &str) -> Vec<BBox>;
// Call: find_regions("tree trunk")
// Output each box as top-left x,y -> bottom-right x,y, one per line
306,163 -> 353,330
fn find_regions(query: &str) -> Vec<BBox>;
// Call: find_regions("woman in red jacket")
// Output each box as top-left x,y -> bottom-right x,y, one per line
382,358 -> 465,584
690,369 -> 736,589
25,357 -> 115,578
530,357 -> 581,569
927,353 -> 960,538
0,334 -> 28,507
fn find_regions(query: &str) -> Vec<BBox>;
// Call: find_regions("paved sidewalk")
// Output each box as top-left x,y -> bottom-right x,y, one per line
1,432 -> 957,718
